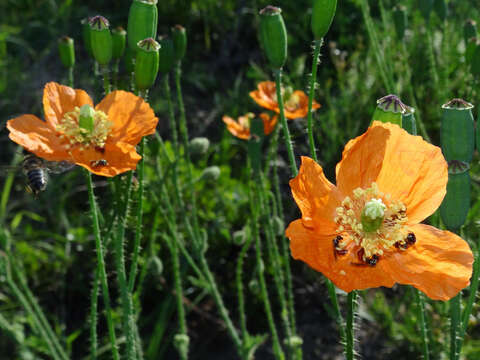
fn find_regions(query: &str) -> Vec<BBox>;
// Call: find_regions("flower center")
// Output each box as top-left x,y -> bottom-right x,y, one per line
333,182 -> 411,264
56,105 -> 112,149
238,113 -> 254,130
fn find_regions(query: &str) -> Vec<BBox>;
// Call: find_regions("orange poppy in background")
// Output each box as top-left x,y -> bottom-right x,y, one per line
285,121 -> 473,301
249,81 -> 320,119
7,82 -> 158,177
222,112 -> 277,140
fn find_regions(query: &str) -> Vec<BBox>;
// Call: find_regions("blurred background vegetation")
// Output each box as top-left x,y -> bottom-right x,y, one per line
1,0 -> 480,359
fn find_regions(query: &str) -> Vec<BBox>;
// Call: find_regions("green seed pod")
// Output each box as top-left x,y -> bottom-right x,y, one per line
433,0 -> 447,22
58,36 -> 75,68
135,38 -> 160,90
440,164 -> 471,231
311,0 -> 337,40
79,104 -> 95,133
371,94 -> 410,127
259,6 -> 287,70
157,35 -> 175,73
466,37 -> 478,65
127,0 -> 158,52
112,27 -> 126,59
419,0 -> 433,22
441,99 -> 475,163
202,166 -> 221,182
172,25 -> 187,61
464,19 -> 477,44
471,41 -> 480,77
89,16 -> 112,65
189,137 -> 210,157
392,5 -> 408,40
81,17 -> 93,57
401,106 -> 417,135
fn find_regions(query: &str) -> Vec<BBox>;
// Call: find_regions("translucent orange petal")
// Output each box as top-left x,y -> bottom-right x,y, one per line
286,219 -> 396,292
382,224 -> 473,300
71,141 -> 141,177
222,115 -> 250,140
260,113 -> 278,135
284,90 -> 321,119
290,157 -> 342,231
43,82 -> 93,129
96,91 -> 158,146
7,115 -> 71,161
249,81 -> 279,113
336,121 -> 447,223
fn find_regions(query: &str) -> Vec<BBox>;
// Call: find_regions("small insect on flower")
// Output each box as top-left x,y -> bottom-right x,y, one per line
90,159 -> 109,168
286,121 -> 474,301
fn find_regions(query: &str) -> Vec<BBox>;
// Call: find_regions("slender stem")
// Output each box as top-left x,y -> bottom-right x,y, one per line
102,65 -> 111,95
67,66 -> 74,88
414,290 -> 430,360
113,60 -> 119,90
273,68 -> 298,176
164,74 -> 178,152
345,291 -> 357,360
90,267 -> 100,360
84,170 -> 119,360
236,229 -> 254,345
450,293 -> 461,360
306,39 -> 322,162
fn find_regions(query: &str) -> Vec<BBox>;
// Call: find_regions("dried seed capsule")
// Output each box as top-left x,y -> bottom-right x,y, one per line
311,0 -> 337,40
392,5 -> 408,40
371,94 -> 410,127
464,19 -> 477,45
157,35 -> 175,73
58,36 -> 75,68
259,6 -> 287,69
135,38 -> 160,90
89,16 -> 112,65
81,17 -> 93,57
401,106 -> 417,135
127,0 -> 158,52
440,165 -> 471,231
433,0 -> 447,22
441,99 -> 474,163
419,0 -> 433,22
172,25 -> 187,61
112,27 -> 126,60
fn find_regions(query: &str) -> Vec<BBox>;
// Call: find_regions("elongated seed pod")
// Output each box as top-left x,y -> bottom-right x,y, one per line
157,35 -> 175,73
172,25 -> 187,61
135,38 -> 160,90
259,6 -> 287,70
89,16 -> 112,65
466,37 -> 478,65
112,27 -> 126,59
58,36 -> 75,68
440,99 -> 474,163
127,0 -> 158,52
440,166 -> 471,231
471,42 -> 480,77
81,18 -> 93,57
402,108 -> 417,135
392,6 -> 407,40
311,0 -> 337,40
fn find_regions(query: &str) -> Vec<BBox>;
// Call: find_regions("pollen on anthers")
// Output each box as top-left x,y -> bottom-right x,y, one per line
332,182 -> 413,265
56,105 -> 112,150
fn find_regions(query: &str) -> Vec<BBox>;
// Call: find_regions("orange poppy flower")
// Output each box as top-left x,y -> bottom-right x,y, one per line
285,121 -> 473,301
249,81 -> 320,119
222,112 -> 277,140
7,82 -> 158,177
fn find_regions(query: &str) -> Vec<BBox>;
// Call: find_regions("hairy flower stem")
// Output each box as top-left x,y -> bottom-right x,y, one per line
236,230 -> 254,344
273,68 -> 298,176
163,74 -> 178,152
415,290 -> 430,360
345,291 -> 357,360
90,267 -> 100,360
85,170 -> 119,360
306,39 -> 322,162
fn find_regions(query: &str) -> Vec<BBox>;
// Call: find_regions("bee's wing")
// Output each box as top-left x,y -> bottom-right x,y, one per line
44,160 -> 76,174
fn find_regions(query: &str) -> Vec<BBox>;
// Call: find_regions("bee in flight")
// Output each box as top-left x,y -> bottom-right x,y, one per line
21,154 -> 76,195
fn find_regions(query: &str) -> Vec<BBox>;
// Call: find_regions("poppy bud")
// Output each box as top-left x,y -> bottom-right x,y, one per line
89,16 -> 113,66
79,104 -> 95,133
112,27 -> 126,60
135,38 -> 160,90
433,0 -> 447,22
441,99 -> 474,164
371,94 -> 409,127
259,6 -> 287,69
173,334 -> 189,359
392,5 -> 407,40
150,256 -> 163,276
81,17 -> 93,57
464,19 -> 477,44
272,216 -> 284,236
157,35 -> 175,73
172,25 -> 187,62
471,42 -> 480,77
401,106 -> 417,135
201,166 -> 221,182
58,36 -> 75,68
311,0 -> 337,40
127,0 -> 158,52
419,0 -> 433,22
232,230 -> 246,246
440,164 -> 470,231
189,137 -> 210,157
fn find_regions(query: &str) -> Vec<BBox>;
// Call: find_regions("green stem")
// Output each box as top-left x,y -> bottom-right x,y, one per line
460,247 -> 480,342
113,60 -> 119,90
273,68 -> 298,176
450,293 -> 461,360
102,65 -> 111,95
236,229 -> 254,345
164,74 -> 178,152
84,170 -> 119,360
306,39 -> 322,162
345,291 -> 357,360
67,66 -> 74,88
414,290 -> 430,360
90,267 -> 100,360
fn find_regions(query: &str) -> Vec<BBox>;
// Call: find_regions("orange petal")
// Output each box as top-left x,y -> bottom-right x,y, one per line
382,224 -> 473,300
260,113 -> 278,135
7,115 -> 71,161
222,115 -> 250,140
249,81 -> 279,113
284,90 -> 321,119
336,122 -> 447,223
71,142 -> 141,177
43,82 -> 93,129
96,91 -> 158,146
286,219 -> 396,292
290,156 -> 342,231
